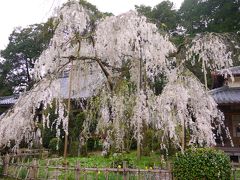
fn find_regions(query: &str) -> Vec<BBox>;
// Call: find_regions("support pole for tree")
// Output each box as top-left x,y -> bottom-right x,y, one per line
2,154 -> 9,176
182,119 -> 186,152
137,129 -> 141,161
202,60 -> 208,90
64,60 -> 74,163
137,56 -> 143,161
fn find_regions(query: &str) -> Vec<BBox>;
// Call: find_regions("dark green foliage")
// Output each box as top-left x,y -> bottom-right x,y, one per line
68,141 -> 82,156
79,144 -> 88,157
69,109 -> 102,156
69,112 -> 85,142
152,73 -> 167,95
185,59 -> 213,89
110,153 -> 134,168
42,102 -> 65,154
78,0 -> 113,20
19,168 -> 28,179
173,148 -> 231,180
49,138 -> 63,154
135,5 -> 152,19
0,18 -> 55,93
142,129 -> 155,156
151,1 -> 179,31
180,0 -> 240,34
135,0 -> 179,32
87,138 -> 101,151
0,65 -> 12,96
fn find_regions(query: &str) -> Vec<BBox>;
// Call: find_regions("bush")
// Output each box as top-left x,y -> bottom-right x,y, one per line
69,141 -> 79,156
172,148 -> 231,180
110,153 -> 134,168
142,129 -> 154,156
49,138 -> 63,154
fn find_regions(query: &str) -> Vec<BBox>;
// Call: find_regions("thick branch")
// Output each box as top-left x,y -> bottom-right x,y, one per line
167,37 -> 192,58
61,55 -> 114,91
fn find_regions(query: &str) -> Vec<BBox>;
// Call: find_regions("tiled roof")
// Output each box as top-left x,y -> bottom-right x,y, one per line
209,86 -> 240,104
216,66 -> 240,76
0,95 -> 18,105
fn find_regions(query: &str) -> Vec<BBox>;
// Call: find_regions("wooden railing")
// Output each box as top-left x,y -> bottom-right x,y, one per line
0,154 -> 172,180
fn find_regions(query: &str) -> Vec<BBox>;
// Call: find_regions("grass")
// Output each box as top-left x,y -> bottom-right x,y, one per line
231,168 -> 240,180
1,151 -> 170,179
36,151 -> 169,179
3,151 -> 239,179
43,151 -> 167,169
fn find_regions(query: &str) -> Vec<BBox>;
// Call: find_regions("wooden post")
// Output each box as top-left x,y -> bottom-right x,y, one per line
64,163 -> 67,180
44,159 -> 50,180
84,168 -> 87,180
105,168 -> 108,180
137,133 -> 141,161
2,154 -> 10,176
25,158 -> 30,180
123,161 -> 127,180
138,168 -> 141,180
29,159 -> 38,180
137,57 -> 142,162
16,158 -> 24,179
64,60 -> 74,163
182,118 -> 186,152
202,60 -> 208,90
75,160 -> 80,180
95,168 -> 98,180
14,156 -> 20,178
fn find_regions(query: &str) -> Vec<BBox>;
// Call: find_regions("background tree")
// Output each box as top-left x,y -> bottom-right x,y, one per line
135,0 -> 179,32
78,0 -> 113,19
179,0 -> 240,34
0,18 -> 55,94
0,61 -> 12,96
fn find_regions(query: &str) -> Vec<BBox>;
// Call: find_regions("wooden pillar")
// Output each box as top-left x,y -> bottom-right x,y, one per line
64,60 -> 74,163
123,161 -> 127,180
29,159 -> 38,179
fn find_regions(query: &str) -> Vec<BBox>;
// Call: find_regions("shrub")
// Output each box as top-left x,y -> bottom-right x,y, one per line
49,137 -> 63,154
172,148 -> 231,180
69,141 -> 79,156
110,153 -> 134,168
142,129 -> 154,156
19,168 -> 28,179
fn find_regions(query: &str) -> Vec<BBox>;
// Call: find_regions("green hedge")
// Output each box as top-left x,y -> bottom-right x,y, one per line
172,148 -> 231,180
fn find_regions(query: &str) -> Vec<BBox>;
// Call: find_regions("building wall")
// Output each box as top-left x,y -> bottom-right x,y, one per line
219,105 -> 240,147
228,77 -> 240,88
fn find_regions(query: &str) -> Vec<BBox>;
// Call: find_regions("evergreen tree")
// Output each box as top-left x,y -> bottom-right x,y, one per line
135,0 -> 179,32
0,19 -> 55,93
180,0 -> 240,34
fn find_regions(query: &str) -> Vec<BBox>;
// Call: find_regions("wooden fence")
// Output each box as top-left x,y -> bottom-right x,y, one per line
0,154 -> 172,180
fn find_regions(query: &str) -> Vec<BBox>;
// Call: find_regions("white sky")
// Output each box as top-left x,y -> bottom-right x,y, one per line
0,0 -> 183,50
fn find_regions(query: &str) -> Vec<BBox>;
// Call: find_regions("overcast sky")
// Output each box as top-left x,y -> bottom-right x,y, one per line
0,0 -> 183,50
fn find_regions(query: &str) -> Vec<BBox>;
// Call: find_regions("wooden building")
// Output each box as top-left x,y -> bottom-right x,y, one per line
0,95 -> 18,115
210,66 -> 240,161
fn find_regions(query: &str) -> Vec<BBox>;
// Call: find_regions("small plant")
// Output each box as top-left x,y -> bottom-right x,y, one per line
172,148 -> 231,180
49,137 -> 63,154
19,168 -> 28,179
110,153 -> 134,168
